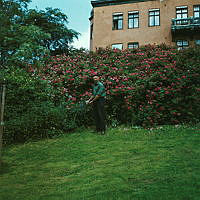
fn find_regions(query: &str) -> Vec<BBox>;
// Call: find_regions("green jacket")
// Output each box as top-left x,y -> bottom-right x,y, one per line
93,81 -> 106,97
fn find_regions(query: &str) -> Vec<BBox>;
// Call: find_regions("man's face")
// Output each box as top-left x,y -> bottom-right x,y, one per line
93,76 -> 99,83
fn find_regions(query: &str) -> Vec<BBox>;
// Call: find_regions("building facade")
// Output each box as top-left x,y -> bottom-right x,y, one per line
89,0 -> 200,51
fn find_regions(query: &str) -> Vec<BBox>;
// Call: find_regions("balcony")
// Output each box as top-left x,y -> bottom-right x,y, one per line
171,16 -> 200,32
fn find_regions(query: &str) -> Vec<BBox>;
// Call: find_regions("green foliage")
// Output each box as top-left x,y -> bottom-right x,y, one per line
1,67 -> 80,144
1,125 -> 200,199
7,24 -> 50,67
2,45 -> 200,144
0,0 -> 79,67
24,7 -> 79,55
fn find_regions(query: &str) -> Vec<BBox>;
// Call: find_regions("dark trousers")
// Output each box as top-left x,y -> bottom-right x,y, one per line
93,98 -> 106,132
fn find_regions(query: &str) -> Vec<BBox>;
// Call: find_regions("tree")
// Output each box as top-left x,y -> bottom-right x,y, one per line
24,7 -> 80,56
0,0 -> 79,67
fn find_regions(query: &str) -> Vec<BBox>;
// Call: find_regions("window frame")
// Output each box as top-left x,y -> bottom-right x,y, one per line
176,40 -> 189,50
194,5 -> 200,18
195,40 -> 200,45
112,43 -> 123,50
128,42 -> 139,49
128,11 -> 139,29
148,9 -> 160,27
112,13 -> 123,30
176,6 -> 188,19
176,6 -> 188,25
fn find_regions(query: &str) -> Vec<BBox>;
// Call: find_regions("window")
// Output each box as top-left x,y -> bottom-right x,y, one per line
112,43 -> 123,50
128,11 -> 139,29
176,6 -> 188,19
176,6 -> 188,25
149,9 -> 160,26
176,40 -> 189,50
128,42 -> 139,49
195,40 -> 200,45
113,13 -> 123,30
194,5 -> 200,18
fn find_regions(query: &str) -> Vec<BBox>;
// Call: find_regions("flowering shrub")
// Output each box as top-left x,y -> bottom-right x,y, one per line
33,45 -> 200,127
2,45 -> 199,144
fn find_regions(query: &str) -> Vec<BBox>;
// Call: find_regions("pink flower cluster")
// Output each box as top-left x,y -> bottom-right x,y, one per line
30,45 -> 199,126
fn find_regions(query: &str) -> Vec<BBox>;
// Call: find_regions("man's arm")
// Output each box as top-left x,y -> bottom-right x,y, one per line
86,94 -> 101,104
89,94 -> 100,103
86,95 -> 94,104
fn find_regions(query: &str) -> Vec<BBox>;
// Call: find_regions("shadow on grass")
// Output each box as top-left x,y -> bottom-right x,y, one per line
0,161 -> 11,175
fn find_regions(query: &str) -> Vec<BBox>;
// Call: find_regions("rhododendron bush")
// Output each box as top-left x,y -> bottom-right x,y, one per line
2,45 -> 199,144
33,45 -> 200,127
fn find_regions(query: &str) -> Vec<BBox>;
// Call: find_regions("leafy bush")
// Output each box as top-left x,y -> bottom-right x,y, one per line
2,45 -> 200,144
34,45 -> 200,127
1,67 -> 83,144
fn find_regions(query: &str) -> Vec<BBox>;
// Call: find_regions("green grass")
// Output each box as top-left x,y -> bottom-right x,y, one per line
0,125 -> 200,200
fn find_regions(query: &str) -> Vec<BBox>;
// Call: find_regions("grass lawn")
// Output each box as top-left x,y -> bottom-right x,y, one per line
0,125 -> 200,200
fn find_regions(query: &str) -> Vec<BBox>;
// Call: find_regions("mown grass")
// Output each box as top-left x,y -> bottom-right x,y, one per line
0,125 -> 200,200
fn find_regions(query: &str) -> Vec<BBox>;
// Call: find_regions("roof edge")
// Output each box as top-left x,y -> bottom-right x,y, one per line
91,0 -> 157,8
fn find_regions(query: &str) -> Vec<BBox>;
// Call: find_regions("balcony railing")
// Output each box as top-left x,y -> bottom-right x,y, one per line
171,16 -> 200,31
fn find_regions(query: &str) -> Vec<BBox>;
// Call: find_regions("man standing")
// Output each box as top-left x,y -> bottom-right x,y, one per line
86,76 -> 106,134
